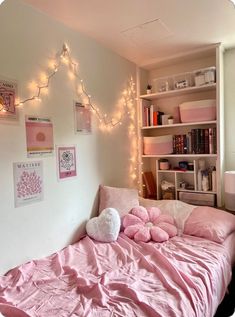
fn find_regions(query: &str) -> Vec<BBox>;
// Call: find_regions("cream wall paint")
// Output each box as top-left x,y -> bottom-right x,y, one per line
0,0 -> 136,274
224,48 -> 235,171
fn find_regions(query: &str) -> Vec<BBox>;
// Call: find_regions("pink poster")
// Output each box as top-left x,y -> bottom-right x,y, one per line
13,161 -> 43,207
57,146 -> 77,180
25,116 -> 54,157
0,78 -> 17,119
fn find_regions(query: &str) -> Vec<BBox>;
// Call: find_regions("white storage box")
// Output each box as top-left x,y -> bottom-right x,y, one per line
224,171 -> 235,211
179,99 -> 216,123
178,191 -> 215,206
143,135 -> 173,155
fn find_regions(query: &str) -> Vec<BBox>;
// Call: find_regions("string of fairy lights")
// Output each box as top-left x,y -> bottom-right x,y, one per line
0,43 -> 139,186
3,43 -> 135,131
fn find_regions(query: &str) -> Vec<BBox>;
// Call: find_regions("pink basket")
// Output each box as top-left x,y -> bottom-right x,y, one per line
179,99 -> 216,123
143,135 -> 173,155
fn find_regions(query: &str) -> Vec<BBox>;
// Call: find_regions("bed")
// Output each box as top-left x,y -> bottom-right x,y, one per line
0,190 -> 235,317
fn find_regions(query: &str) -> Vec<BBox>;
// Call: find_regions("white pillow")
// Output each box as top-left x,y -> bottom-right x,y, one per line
86,208 -> 121,242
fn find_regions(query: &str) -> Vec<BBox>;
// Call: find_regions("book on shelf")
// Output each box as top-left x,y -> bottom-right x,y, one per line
143,171 -> 156,199
143,105 -> 165,127
172,127 -> 216,155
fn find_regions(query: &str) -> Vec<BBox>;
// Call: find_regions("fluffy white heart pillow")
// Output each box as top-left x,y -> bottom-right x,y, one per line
86,208 -> 121,242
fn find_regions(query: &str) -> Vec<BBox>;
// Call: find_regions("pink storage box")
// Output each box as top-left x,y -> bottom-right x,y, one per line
143,135 -> 173,155
179,99 -> 216,123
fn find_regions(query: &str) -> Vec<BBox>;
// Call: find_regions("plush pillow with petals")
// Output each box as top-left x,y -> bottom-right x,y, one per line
184,206 -> 235,243
123,206 -> 177,243
86,208 -> 121,242
99,185 -> 139,218
139,197 -> 196,234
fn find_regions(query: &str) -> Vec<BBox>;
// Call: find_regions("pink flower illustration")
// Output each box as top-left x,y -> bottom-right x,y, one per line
17,171 -> 42,198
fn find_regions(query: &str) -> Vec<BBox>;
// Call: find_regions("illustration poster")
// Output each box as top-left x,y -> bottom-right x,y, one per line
13,161 -> 43,207
25,116 -> 54,157
74,102 -> 91,134
0,78 -> 17,119
57,145 -> 77,180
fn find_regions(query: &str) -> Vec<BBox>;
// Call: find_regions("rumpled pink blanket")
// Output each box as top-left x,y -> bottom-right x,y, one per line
0,234 -> 233,317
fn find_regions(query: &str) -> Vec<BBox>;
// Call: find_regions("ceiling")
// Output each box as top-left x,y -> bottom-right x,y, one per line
21,0 -> 235,68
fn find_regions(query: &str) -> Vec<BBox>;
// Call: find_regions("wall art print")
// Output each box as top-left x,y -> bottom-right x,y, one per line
13,161 -> 43,208
0,78 -> 17,120
57,145 -> 77,180
25,116 -> 54,157
74,101 -> 91,134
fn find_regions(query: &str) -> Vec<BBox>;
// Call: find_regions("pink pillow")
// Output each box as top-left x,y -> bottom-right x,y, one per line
123,206 -> 177,243
184,206 -> 235,243
99,185 -> 139,218
0,304 -> 31,317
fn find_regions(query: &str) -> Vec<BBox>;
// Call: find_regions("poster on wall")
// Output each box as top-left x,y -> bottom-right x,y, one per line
56,145 -> 77,180
74,101 -> 92,134
0,78 -> 18,120
25,116 -> 54,157
13,161 -> 43,208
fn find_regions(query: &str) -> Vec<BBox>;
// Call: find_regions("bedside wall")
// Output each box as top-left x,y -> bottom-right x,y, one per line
0,0 -> 136,274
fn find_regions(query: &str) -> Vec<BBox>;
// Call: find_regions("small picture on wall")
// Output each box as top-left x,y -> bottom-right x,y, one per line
0,78 -> 18,120
56,145 -> 77,180
13,161 -> 43,208
74,101 -> 92,134
25,116 -> 54,157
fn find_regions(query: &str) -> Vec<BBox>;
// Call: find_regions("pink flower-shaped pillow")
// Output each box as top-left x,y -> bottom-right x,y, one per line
123,206 -> 177,243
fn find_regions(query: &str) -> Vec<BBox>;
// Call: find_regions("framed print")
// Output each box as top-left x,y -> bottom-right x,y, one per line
13,161 -> 43,207
56,145 -> 77,180
74,101 -> 91,134
25,116 -> 54,157
0,78 -> 18,120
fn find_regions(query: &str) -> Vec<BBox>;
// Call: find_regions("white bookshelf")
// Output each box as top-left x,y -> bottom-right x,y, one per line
137,44 -> 224,207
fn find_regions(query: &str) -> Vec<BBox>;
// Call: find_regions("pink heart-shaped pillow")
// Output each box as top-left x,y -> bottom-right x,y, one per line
86,208 -> 121,242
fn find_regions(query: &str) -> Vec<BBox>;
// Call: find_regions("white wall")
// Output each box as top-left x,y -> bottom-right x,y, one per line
0,0 -> 136,274
224,47 -> 235,171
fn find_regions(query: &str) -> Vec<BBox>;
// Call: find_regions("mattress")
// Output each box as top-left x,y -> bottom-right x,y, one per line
0,232 -> 234,317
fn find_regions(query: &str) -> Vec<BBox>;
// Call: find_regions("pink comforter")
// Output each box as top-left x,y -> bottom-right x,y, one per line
0,233 -> 233,317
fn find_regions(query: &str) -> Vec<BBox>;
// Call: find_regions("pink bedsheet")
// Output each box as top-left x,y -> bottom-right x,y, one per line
0,233 -> 233,317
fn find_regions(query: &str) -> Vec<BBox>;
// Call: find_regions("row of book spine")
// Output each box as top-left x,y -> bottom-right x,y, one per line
143,105 -> 164,126
173,128 -> 216,154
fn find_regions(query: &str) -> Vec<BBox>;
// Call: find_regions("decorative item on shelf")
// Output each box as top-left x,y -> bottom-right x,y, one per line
173,72 -> 193,90
197,159 -> 206,191
159,159 -> 170,170
194,67 -> 216,87
179,181 -> 187,189
161,180 -> 175,200
179,161 -> 188,170
146,84 -> 152,94
153,77 -> 172,93
188,162 -> 194,171
167,116 -> 174,125
161,114 -> 171,125
202,171 -> 209,191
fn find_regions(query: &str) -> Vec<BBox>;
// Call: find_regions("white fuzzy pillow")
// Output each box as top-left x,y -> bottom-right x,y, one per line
86,208 -> 121,242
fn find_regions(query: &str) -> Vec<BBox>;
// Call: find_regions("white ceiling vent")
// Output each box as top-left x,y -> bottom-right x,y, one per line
121,18 -> 172,46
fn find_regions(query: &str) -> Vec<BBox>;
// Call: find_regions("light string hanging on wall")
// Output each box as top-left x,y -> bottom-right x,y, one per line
0,43 -> 139,185
0,43 -> 136,131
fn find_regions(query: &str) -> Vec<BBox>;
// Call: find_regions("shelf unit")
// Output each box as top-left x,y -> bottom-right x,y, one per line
137,44 -> 224,207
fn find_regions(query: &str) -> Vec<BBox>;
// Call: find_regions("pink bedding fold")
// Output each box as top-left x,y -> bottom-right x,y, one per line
0,234 -> 233,317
